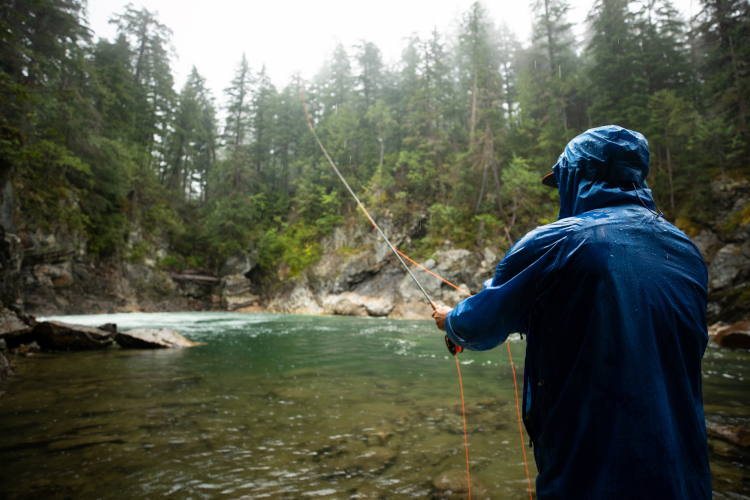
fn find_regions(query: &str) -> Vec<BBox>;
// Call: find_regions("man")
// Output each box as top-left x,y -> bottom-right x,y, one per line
432,125 -> 712,499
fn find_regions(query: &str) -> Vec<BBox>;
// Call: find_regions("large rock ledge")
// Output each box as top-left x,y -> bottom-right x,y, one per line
32,321 -> 114,350
115,328 -> 200,349
266,245 -> 492,319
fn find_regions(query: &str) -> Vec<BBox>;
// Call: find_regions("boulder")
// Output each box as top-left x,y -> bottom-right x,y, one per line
221,274 -> 252,296
432,470 -> 491,500
691,230 -> 723,263
220,273 -> 255,311
266,280 -> 323,315
97,323 -> 117,334
707,424 -> 750,448
32,321 -> 114,350
220,253 -> 256,277
353,446 -> 397,473
115,327 -> 200,349
322,292 -> 394,317
708,245 -> 750,290
223,294 -> 259,311
707,321 -> 728,337
323,292 -> 368,317
713,322 -> 750,349
442,283 -> 472,308
0,351 -> 13,380
0,229 -> 24,309
0,307 -> 34,348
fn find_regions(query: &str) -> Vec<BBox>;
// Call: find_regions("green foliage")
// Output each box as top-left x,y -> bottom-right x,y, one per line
3,0 -> 748,284
127,241 -> 151,263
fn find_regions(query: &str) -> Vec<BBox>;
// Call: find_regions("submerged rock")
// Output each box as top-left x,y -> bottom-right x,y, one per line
432,470 -> 492,500
354,446 -> 397,473
713,322 -> 750,349
115,328 -> 200,349
11,341 -> 40,356
31,321 -> 114,350
707,424 -> 750,448
354,485 -> 383,499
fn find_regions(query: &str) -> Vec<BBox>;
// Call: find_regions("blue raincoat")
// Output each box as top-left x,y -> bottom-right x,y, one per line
445,126 -> 712,499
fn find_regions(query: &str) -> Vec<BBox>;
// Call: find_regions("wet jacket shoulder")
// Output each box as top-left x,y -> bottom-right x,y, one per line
445,216 -> 579,350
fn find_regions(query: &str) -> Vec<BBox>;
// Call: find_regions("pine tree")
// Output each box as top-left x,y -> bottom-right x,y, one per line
694,0 -> 750,163
224,54 -> 253,148
110,4 -> 176,165
355,41 -> 384,109
648,89 -> 694,216
586,0 -> 643,127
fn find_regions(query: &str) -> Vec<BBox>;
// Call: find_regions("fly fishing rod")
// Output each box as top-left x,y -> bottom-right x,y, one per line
297,76 -> 437,311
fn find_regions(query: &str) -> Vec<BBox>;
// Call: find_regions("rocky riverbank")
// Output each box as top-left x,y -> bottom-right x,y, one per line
4,178 -> 750,325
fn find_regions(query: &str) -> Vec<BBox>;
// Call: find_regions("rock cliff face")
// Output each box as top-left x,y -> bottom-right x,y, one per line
16,221 -> 218,316
693,180 -> 750,324
0,226 -> 28,379
266,213 -> 498,319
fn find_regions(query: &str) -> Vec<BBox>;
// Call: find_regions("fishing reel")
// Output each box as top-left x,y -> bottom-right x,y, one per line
445,335 -> 463,356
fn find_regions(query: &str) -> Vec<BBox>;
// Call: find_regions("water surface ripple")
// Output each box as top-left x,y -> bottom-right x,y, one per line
0,313 -> 748,499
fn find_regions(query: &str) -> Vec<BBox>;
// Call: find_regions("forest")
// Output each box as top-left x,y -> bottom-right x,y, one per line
1,0 -> 749,279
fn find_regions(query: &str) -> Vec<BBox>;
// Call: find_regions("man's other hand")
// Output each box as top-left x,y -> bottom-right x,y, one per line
431,305 -> 453,331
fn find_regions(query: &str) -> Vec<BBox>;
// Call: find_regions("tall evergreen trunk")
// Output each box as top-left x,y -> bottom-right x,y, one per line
485,121 -> 507,223
728,34 -> 748,133
544,0 -> 557,76
470,72 -> 478,139
476,218 -> 485,246
664,127 -> 675,216
475,157 -> 488,213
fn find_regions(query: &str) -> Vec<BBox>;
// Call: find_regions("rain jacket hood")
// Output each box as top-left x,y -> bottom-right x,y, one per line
443,125 -> 711,499
553,125 -> 655,219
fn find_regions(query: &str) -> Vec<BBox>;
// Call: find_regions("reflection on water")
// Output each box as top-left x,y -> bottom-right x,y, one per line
0,312 -> 748,499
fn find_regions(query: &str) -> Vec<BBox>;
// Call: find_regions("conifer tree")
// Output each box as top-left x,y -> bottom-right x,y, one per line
224,54 -> 253,148
694,0 -> 750,162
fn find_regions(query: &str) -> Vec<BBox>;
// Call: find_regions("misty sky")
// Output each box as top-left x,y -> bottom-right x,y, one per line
86,0 -> 696,98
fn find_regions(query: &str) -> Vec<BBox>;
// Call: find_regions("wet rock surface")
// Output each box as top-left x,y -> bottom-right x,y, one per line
697,180 -> 750,323
266,223 -> 494,319
713,322 -> 750,350
0,349 -> 13,380
0,307 -> 34,348
114,327 -> 200,348
432,470 -> 492,500
31,321 -> 114,350
708,424 -> 750,448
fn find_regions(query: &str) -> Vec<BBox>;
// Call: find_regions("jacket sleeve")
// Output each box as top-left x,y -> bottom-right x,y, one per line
445,222 -> 573,351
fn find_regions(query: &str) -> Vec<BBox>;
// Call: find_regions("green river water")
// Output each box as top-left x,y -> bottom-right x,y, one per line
0,312 -> 748,499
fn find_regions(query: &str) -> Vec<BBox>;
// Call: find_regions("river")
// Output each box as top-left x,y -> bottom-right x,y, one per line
0,312 -> 748,499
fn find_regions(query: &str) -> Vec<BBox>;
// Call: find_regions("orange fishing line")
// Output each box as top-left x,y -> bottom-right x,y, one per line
508,342 -> 534,500
455,355 -> 472,499
394,248 -> 472,296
